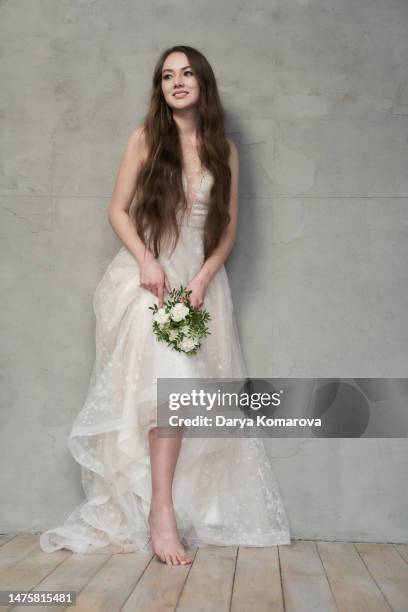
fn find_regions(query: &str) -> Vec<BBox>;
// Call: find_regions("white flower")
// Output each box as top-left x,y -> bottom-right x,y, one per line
169,329 -> 179,341
153,307 -> 170,326
178,337 -> 198,353
170,302 -> 189,322
180,324 -> 190,335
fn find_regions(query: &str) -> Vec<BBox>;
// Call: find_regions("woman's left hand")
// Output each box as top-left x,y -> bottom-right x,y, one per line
184,273 -> 210,309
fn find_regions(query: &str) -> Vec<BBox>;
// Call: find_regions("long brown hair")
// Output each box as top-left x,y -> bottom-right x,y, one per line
130,45 -> 231,262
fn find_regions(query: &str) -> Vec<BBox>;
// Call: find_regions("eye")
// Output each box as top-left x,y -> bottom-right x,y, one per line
162,70 -> 194,80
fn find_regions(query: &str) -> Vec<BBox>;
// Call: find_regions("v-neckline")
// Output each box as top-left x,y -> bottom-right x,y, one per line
182,168 -> 207,212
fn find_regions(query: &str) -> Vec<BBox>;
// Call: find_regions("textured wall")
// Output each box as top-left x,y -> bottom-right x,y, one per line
1,1 -> 407,542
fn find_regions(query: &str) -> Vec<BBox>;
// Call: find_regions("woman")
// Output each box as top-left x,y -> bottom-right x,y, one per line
40,45 -> 291,566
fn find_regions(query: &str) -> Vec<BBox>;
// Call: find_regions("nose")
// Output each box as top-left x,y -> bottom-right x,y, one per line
174,74 -> 184,87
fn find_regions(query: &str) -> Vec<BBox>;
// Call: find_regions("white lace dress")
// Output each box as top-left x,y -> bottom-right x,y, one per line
40,169 -> 291,554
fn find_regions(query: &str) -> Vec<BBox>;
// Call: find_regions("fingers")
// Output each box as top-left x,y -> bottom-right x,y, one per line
140,276 -> 203,308
157,284 -> 164,307
140,282 -> 158,299
139,268 -> 171,304
190,295 -> 203,309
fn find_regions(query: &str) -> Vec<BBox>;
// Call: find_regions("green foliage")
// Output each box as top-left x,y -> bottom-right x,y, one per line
148,285 -> 212,355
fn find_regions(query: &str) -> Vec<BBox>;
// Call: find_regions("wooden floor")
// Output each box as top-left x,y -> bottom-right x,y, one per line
0,535 -> 407,611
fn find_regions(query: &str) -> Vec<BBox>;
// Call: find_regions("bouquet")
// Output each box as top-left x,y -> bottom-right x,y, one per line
149,285 -> 211,355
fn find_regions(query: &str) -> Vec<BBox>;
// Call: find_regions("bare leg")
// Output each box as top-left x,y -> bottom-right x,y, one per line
148,426 -> 193,566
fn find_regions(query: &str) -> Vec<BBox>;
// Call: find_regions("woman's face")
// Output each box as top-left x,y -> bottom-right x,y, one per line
161,52 -> 200,111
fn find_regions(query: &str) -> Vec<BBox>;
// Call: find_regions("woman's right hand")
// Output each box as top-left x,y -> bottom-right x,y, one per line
139,258 -> 172,307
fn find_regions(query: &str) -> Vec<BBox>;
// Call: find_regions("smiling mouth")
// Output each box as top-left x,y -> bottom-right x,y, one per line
174,91 -> 189,98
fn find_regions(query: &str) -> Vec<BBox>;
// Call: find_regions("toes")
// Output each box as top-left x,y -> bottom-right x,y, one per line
154,544 -> 192,566
180,549 -> 192,564
178,551 -> 192,565
167,554 -> 174,565
157,551 -> 166,564
174,554 -> 182,565
155,549 -> 167,564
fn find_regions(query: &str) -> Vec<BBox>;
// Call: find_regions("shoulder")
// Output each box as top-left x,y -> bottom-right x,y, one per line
126,125 -> 148,166
226,137 -> 239,170
227,137 -> 239,163
129,125 -> 148,151
227,136 -> 238,157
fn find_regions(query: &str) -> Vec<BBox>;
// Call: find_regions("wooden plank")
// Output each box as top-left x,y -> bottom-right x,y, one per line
1,537 -> 405,611
0,544 -> 70,612
0,536 -> 18,548
121,547 -> 197,611
394,544 -> 408,564
279,540 -> 337,612
0,545 -> 70,591
176,545 -> 237,612
66,551 -> 153,612
10,552 -> 112,612
355,542 -> 408,612
318,542 -> 391,611
0,535 -> 39,569
230,546 -> 284,612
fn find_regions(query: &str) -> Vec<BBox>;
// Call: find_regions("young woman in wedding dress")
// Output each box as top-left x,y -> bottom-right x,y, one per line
40,45 -> 291,566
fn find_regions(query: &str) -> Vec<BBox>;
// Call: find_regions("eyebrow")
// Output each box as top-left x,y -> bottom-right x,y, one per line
162,65 -> 191,74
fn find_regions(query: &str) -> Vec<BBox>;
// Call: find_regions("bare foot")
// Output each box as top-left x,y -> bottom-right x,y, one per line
148,501 -> 192,566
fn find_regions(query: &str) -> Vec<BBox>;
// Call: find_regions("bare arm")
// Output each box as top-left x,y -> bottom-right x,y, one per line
108,126 -> 155,267
196,137 -> 240,284
108,126 -> 171,305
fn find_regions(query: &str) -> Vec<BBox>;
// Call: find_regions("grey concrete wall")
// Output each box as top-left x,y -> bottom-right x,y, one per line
1,1 -> 407,543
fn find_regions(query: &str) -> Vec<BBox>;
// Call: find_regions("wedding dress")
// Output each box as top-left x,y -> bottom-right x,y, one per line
40,169 -> 291,554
